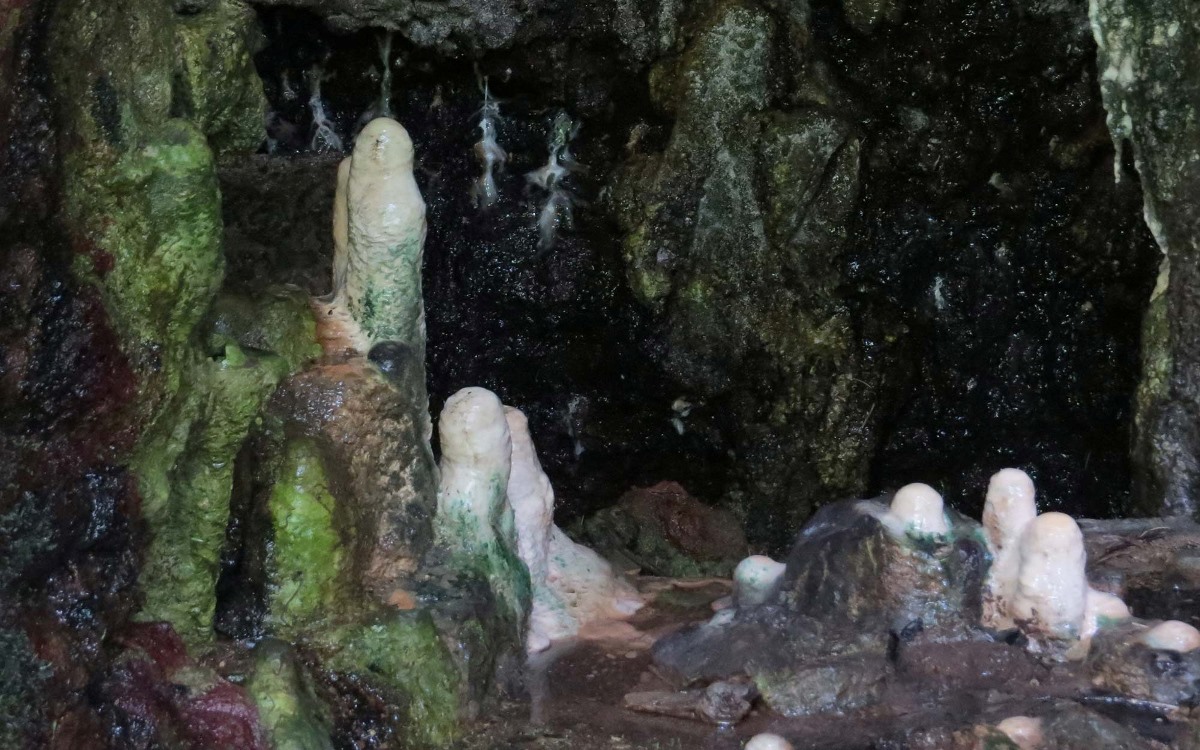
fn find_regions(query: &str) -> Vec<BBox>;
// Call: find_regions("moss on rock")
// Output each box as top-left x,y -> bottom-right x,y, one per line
261,437 -> 347,636
246,640 -> 335,750
613,1 -> 899,541
139,345 -> 291,643
208,287 -> 322,374
173,0 -> 267,155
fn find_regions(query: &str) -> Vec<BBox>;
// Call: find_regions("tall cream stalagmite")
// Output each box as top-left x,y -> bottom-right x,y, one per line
344,117 -> 427,354
435,388 -> 529,627
982,468 -> 1038,629
1012,512 -> 1088,641
436,388 -> 513,551
330,156 -> 351,301
505,407 -> 642,652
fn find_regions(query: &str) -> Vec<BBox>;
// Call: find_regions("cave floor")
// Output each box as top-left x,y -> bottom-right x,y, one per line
457,578 -> 1080,750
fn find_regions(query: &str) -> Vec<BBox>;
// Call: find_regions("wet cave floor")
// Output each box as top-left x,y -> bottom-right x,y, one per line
453,516 -> 1200,749
458,577 -> 1058,750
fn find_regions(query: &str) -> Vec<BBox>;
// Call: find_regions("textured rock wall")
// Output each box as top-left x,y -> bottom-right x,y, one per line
1090,0 -> 1200,517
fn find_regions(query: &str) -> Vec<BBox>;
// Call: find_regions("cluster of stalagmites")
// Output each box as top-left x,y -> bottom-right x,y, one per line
317,115 -> 641,652
705,468 -> 1200,748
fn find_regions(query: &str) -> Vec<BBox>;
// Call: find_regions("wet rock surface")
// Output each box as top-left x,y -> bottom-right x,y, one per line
581,481 -> 748,577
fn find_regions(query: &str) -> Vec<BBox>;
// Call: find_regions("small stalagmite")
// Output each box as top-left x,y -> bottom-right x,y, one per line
744,734 -> 794,750
889,482 -> 950,536
1141,620 -> 1200,652
733,555 -> 786,608
317,117 -> 428,358
981,468 -> 1038,629
1012,512 -> 1088,642
995,716 -> 1044,750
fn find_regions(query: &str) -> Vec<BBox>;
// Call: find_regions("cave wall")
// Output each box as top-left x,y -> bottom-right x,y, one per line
230,0 -> 1160,546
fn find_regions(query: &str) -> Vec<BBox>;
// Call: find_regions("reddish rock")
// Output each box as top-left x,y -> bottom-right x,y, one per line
620,481 -> 748,565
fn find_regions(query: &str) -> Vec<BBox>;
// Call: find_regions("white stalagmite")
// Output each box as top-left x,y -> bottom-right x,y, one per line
744,734 -> 794,750
436,388 -> 514,557
505,407 -> 642,652
982,468 -> 1038,629
733,555 -> 787,608
1141,620 -> 1200,652
1081,587 -> 1131,642
330,156 -> 351,301
995,716 -> 1044,750
1012,512 -> 1088,641
344,117 -> 427,354
889,483 -> 950,536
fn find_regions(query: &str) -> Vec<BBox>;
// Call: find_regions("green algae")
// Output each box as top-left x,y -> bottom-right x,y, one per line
320,612 -> 462,749
173,0 -> 267,155
263,438 -> 347,637
247,640 -> 335,750
208,287 -> 322,376
138,344 -> 291,643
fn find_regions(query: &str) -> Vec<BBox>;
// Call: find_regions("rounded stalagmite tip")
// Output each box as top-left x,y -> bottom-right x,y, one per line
1013,512 -> 1087,639
890,482 -> 950,536
745,734 -> 793,750
734,555 -> 786,608
1141,620 -> 1200,652
983,468 -> 1037,550
438,387 -> 510,468
995,716 -> 1044,750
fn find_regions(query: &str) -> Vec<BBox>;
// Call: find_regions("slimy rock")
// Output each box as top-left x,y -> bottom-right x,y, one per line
1012,512 -> 1088,642
1141,620 -> 1200,652
889,483 -> 950,536
506,407 -> 641,651
733,555 -> 786,608
982,468 -> 1038,629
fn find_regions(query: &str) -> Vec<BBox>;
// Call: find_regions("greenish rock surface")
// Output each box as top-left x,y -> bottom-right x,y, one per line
208,287 -> 322,374
235,362 -> 491,747
319,613 -> 461,749
50,0 -> 275,644
259,437 -> 347,636
247,640 -> 335,750
1090,0 -> 1200,516
579,481 -> 747,577
0,625 -> 48,749
242,434 -> 464,746
173,0 -> 267,155
613,0 -> 901,542
139,344 -> 290,642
